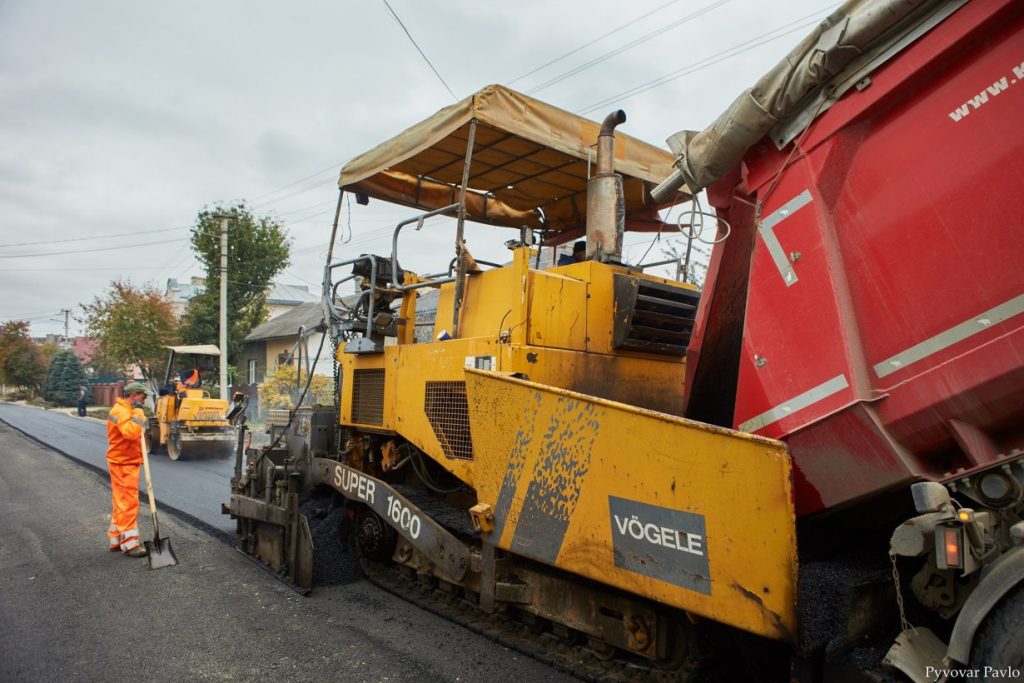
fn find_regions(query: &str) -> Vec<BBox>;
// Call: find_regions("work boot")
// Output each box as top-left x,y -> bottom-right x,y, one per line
123,545 -> 148,558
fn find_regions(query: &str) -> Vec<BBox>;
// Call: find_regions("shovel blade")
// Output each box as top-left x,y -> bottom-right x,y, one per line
144,536 -> 178,570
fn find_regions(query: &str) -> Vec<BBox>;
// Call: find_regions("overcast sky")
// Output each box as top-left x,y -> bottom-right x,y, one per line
0,0 -> 835,337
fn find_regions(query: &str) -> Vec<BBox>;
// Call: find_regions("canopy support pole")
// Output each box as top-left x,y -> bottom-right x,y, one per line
452,119 -> 478,338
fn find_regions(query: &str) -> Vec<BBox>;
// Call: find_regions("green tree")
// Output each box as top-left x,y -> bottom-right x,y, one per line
43,350 -> 89,407
0,321 -> 48,394
180,203 -> 291,367
81,280 -> 178,382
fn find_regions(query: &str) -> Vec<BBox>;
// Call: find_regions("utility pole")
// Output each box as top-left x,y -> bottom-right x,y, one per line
60,309 -> 71,346
219,216 -> 229,398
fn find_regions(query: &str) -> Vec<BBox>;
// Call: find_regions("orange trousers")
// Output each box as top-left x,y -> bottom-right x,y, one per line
106,461 -> 142,551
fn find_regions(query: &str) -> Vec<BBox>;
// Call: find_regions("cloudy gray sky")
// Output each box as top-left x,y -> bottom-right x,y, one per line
0,0 -> 835,337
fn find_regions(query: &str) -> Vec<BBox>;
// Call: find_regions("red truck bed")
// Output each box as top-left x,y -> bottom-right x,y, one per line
688,0 -> 1024,516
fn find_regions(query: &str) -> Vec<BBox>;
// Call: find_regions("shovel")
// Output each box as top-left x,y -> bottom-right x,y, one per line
140,433 -> 178,569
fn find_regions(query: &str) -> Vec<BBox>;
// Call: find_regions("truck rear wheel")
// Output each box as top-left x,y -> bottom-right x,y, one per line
969,583 -> 1024,677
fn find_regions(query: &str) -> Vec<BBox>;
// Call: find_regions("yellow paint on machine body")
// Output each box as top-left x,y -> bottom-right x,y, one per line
465,370 -> 796,642
336,247 -> 797,641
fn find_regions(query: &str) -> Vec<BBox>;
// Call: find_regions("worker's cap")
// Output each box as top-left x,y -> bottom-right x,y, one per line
123,382 -> 151,395
573,240 -> 586,253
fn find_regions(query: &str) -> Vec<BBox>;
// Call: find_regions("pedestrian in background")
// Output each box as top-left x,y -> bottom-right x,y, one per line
105,382 -> 150,558
76,385 -> 87,417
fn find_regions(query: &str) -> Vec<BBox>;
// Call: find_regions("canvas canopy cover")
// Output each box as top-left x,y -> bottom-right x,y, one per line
165,344 -> 221,356
337,85 -> 687,243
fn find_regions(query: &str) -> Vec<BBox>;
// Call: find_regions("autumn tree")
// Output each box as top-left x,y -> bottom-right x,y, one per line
258,363 -> 334,414
180,203 -> 290,367
0,321 -> 48,394
37,340 -> 62,370
81,280 -> 178,382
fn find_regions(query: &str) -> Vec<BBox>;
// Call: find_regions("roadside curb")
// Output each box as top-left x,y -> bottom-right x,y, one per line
0,401 -> 106,423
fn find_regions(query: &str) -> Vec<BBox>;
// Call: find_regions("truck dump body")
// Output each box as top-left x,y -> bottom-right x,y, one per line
687,0 -> 1024,516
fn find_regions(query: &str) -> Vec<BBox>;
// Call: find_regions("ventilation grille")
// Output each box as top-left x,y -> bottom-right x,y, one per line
424,381 -> 473,460
352,369 -> 385,425
614,275 -> 700,355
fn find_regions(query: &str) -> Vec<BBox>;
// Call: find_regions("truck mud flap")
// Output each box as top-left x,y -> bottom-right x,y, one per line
464,369 -> 798,643
309,458 -> 471,582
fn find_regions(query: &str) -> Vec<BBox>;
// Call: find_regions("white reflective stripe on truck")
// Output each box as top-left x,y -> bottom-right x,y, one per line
758,190 -> 812,287
873,292 -> 1024,378
738,374 -> 849,433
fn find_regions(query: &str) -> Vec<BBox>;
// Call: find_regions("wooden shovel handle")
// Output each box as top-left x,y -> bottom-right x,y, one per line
140,432 -> 161,540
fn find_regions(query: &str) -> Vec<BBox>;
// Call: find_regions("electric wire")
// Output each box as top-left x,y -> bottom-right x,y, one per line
247,162 -> 342,204
507,0 -> 685,86
249,177 -> 337,210
528,0 -> 732,95
381,0 -> 457,101
0,236 -> 189,259
577,6 -> 835,115
0,225 -> 191,249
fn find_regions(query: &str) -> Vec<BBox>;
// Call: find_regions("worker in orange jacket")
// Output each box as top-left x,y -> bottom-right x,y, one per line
106,382 -> 151,558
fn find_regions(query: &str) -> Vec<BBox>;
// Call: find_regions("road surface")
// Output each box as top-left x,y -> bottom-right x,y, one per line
0,402 -> 234,534
0,406 -> 574,682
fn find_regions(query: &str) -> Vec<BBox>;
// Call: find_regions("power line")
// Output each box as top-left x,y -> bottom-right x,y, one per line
0,236 -> 188,259
0,267 -> 165,272
0,308 -> 61,318
577,6 -> 834,115
247,162 -> 342,204
380,0 -> 457,101
528,0 -> 732,95
0,225 -> 191,249
282,269 -> 320,288
250,177 -> 337,210
267,198 -> 339,218
507,0 -> 685,86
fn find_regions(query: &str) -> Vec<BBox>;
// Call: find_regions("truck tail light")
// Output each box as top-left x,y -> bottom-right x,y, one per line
943,527 -> 962,568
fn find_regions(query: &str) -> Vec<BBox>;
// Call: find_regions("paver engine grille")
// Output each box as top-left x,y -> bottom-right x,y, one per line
424,381 -> 473,460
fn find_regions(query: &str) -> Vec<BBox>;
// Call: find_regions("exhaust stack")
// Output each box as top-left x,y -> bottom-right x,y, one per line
586,110 -> 626,262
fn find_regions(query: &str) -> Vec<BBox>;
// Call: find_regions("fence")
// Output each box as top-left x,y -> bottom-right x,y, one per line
89,381 -> 125,407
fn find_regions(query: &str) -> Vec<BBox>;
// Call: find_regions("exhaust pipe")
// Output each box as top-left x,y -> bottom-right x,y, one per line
586,110 -> 626,262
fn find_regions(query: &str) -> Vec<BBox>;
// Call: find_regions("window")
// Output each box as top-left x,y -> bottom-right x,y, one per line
247,359 -> 257,384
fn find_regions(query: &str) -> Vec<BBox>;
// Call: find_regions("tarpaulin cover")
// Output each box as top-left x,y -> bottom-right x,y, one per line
338,85 -> 686,240
660,0 -> 954,194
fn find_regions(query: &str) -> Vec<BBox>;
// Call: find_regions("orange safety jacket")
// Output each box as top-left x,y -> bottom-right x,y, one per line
106,397 -> 147,464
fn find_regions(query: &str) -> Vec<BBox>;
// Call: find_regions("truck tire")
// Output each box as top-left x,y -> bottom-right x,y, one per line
969,583 -> 1024,677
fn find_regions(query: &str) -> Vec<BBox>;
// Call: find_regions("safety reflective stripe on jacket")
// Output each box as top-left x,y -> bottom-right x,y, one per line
106,397 -> 146,464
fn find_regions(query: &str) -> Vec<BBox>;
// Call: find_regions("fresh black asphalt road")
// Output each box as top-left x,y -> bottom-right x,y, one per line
0,402 -> 234,534
0,406 -> 574,682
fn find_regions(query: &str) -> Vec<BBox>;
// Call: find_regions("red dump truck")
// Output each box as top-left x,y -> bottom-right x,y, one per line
652,0 -> 1023,677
